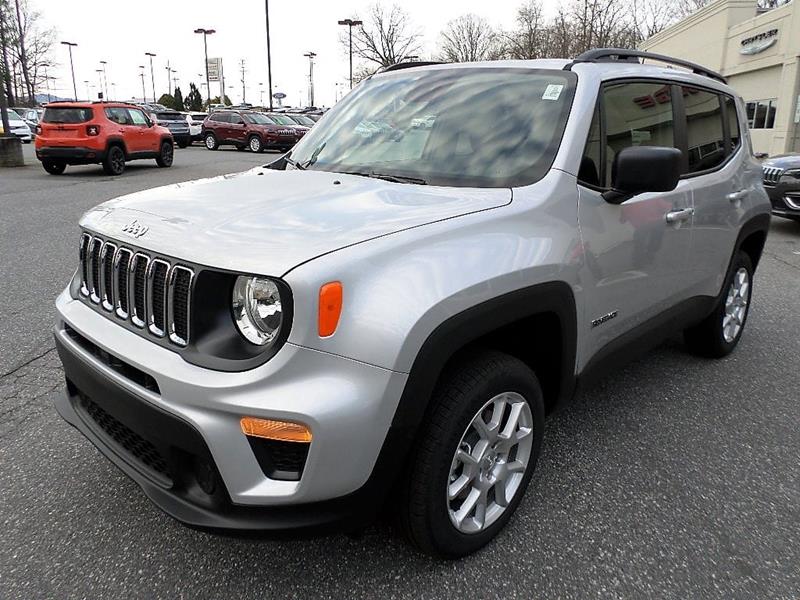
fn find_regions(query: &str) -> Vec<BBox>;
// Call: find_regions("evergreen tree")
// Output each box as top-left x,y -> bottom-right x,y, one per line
184,83 -> 203,111
157,93 -> 175,108
172,86 -> 184,111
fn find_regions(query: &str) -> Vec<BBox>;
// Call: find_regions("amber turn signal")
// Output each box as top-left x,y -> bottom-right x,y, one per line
318,281 -> 343,337
240,417 -> 312,443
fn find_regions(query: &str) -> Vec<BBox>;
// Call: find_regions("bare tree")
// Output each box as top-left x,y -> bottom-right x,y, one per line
0,0 -> 14,106
346,4 -> 422,75
502,1 -> 549,59
438,14 -> 499,63
3,0 -> 53,105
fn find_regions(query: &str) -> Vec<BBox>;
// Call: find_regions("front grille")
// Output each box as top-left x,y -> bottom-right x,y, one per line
762,166 -> 783,186
79,234 -> 194,347
80,393 -> 171,481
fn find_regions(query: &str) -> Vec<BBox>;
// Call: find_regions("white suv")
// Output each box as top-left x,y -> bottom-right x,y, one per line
54,50 -> 770,557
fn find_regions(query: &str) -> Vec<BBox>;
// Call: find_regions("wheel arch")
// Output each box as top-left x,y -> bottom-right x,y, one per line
736,214 -> 769,270
104,136 -> 128,157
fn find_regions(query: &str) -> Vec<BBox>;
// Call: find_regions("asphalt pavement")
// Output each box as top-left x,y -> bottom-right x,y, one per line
1,144 -> 799,599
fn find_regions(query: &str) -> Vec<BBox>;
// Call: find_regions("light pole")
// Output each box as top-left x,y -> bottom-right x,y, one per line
239,59 -> 246,104
83,80 -> 91,101
165,60 -> 172,96
264,0 -> 273,110
145,52 -> 156,102
99,60 -> 109,99
95,69 -> 103,99
138,65 -> 147,102
303,51 -> 316,107
338,18 -> 362,89
259,82 -> 264,106
194,28 -> 216,107
60,41 -> 78,101
111,82 -> 117,100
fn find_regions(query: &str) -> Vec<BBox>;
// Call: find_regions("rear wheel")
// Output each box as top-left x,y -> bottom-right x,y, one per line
156,140 -> 174,168
684,251 -> 753,357
177,139 -> 189,149
248,135 -> 263,153
102,145 -> 125,176
204,132 -> 218,150
42,159 -> 66,175
399,350 -> 544,557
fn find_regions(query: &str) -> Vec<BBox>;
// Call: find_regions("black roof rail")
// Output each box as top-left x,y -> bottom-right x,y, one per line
565,48 -> 726,84
381,61 -> 445,73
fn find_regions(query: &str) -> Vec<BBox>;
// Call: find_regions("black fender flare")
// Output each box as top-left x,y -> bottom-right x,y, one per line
104,137 -> 128,157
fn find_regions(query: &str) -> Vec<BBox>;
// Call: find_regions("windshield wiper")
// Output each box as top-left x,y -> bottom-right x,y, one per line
369,172 -> 428,185
284,155 -> 305,170
299,141 -> 326,169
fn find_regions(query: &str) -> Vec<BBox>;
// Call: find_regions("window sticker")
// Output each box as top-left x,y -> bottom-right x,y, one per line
542,84 -> 564,101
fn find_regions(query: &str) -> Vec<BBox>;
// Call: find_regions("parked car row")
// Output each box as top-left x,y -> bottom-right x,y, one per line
200,110 -> 310,153
3,108 -> 33,142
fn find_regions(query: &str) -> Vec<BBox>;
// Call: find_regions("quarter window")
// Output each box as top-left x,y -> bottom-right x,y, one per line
683,87 -> 725,173
723,95 -> 740,151
746,99 -> 777,129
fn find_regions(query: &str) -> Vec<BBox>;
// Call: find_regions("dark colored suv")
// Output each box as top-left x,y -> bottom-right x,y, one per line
148,110 -> 191,148
761,154 -> 800,222
202,110 -> 297,153
35,102 -> 174,175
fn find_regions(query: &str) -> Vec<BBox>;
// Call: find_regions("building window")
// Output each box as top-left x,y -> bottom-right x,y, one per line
746,99 -> 777,129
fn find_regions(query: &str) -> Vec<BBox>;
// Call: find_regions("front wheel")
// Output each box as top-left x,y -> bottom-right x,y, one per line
156,140 -> 174,168
102,145 -> 125,176
399,350 -> 544,557
42,159 -> 66,175
177,139 -> 189,149
204,132 -> 218,150
684,251 -> 753,357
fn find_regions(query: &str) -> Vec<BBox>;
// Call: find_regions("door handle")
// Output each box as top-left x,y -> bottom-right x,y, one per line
726,189 -> 748,202
665,207 -> 695,224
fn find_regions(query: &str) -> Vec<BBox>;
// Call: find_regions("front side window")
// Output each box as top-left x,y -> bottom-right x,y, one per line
244,113 -> 275,125
230,114 -> 245,125
683,87 -> 725,173
287,68 -> 576,188
127,109 -> 149,126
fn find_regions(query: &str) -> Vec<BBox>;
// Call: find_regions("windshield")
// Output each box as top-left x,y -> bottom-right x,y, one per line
268,114 -> 296,125
244,113 -> 275,125
289,68 -> 575,187
43,106 -> 93,124
291,115 -> 315,126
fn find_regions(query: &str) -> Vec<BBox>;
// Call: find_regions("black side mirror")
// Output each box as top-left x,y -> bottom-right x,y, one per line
602,146 -> 682,204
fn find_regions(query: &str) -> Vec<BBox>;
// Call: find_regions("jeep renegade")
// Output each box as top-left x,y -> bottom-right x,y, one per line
53,50 -> 770,558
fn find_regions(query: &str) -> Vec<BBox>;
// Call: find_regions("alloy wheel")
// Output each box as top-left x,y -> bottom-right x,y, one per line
447,392 -> 533,534
723,267 -> 749,343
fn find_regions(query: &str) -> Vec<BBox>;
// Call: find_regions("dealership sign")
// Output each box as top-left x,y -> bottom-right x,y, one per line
740,29 -> 778,55
206,58 -> 222,82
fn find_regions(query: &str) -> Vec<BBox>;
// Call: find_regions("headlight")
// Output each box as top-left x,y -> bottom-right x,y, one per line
232,276 -> 283,346
782,169 -> 800,180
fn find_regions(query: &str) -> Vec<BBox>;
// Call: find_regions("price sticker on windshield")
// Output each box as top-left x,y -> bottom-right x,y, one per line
542,84 -> 564,101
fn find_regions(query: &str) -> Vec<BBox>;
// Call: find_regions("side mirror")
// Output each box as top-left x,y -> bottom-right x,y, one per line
602,146 -> 682,204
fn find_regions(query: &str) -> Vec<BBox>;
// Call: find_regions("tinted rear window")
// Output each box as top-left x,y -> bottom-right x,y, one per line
191,114 -> 208,120
155,112 -> 183,121
43,107 -> 93,123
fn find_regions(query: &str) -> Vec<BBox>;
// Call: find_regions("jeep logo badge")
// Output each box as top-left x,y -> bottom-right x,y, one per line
122,219 -> 149,239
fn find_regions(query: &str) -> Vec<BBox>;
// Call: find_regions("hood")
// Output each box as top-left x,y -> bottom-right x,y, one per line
763,154 -> 800,170
80,167 -> 511,276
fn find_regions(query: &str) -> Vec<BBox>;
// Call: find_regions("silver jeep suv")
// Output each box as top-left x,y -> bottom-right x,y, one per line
54,49 -> 770,557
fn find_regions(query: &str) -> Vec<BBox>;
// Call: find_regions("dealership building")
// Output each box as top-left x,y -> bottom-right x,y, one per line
640,0 -> 800,155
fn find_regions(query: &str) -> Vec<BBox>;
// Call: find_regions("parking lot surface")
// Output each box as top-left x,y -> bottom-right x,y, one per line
1,145 -> 799,599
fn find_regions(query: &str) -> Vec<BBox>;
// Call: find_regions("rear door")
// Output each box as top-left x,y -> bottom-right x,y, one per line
577,80 -> 694,359
680,89 -> 747,297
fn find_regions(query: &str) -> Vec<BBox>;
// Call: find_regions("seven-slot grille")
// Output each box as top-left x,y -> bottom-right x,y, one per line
79,233 -> 194,346
762,166 -> 783,186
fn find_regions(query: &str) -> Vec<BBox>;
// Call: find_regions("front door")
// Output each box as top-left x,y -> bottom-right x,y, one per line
127,108 -> 159,154
577,81 -> 694,364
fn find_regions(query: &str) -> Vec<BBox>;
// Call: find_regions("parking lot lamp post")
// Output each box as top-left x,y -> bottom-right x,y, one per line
145,52 -> 156,102
138,65 -> 146,103
99,60 -> 109,99
111,82 -> 117,100
83,80 -> 90,101
265,0 -> 273,110
95,69 -> 103,99
338,19 -> 362,89
194,28 -> 215,107
303,51 -> 316,107
60,41 -> 78,101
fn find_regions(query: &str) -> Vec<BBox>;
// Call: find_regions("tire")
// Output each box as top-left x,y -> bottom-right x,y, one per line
399,350 -> 545,558
236,144 -> 246,152
248,135 -> 263,153
102,145 -> 125,176
156,140 -> 174,168
177,140 -> 189,149
42,159 -> 66,175
684,251 -> 753,358
204,132 -> 218,150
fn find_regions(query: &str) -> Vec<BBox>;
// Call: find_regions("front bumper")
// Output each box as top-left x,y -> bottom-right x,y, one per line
765,182 -> 800,219
54,290 -> 408,530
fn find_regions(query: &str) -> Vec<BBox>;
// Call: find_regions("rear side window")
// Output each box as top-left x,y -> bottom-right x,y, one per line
43,107 -> 93,124
683,87 -> 725,173
211,112 -> 229,123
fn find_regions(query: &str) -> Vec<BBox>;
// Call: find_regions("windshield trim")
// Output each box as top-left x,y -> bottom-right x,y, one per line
287,67 -> 577,189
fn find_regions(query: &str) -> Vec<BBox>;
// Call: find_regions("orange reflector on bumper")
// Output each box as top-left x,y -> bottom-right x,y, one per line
240,417 -> 312,443
318,281 -> 343,337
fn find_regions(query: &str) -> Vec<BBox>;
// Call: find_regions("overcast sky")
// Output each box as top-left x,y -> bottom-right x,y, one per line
40,0 -> 558,108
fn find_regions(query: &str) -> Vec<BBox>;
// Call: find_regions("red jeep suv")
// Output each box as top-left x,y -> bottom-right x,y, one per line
201,110 -> 300,153
35,102 -> 174,175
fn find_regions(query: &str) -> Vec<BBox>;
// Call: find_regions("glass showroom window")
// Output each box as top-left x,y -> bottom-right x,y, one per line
746,99 -> 777,129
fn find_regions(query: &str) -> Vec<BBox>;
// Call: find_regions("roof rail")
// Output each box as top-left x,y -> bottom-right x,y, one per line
381,61 -> 445,73
565,48 -> 726,84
